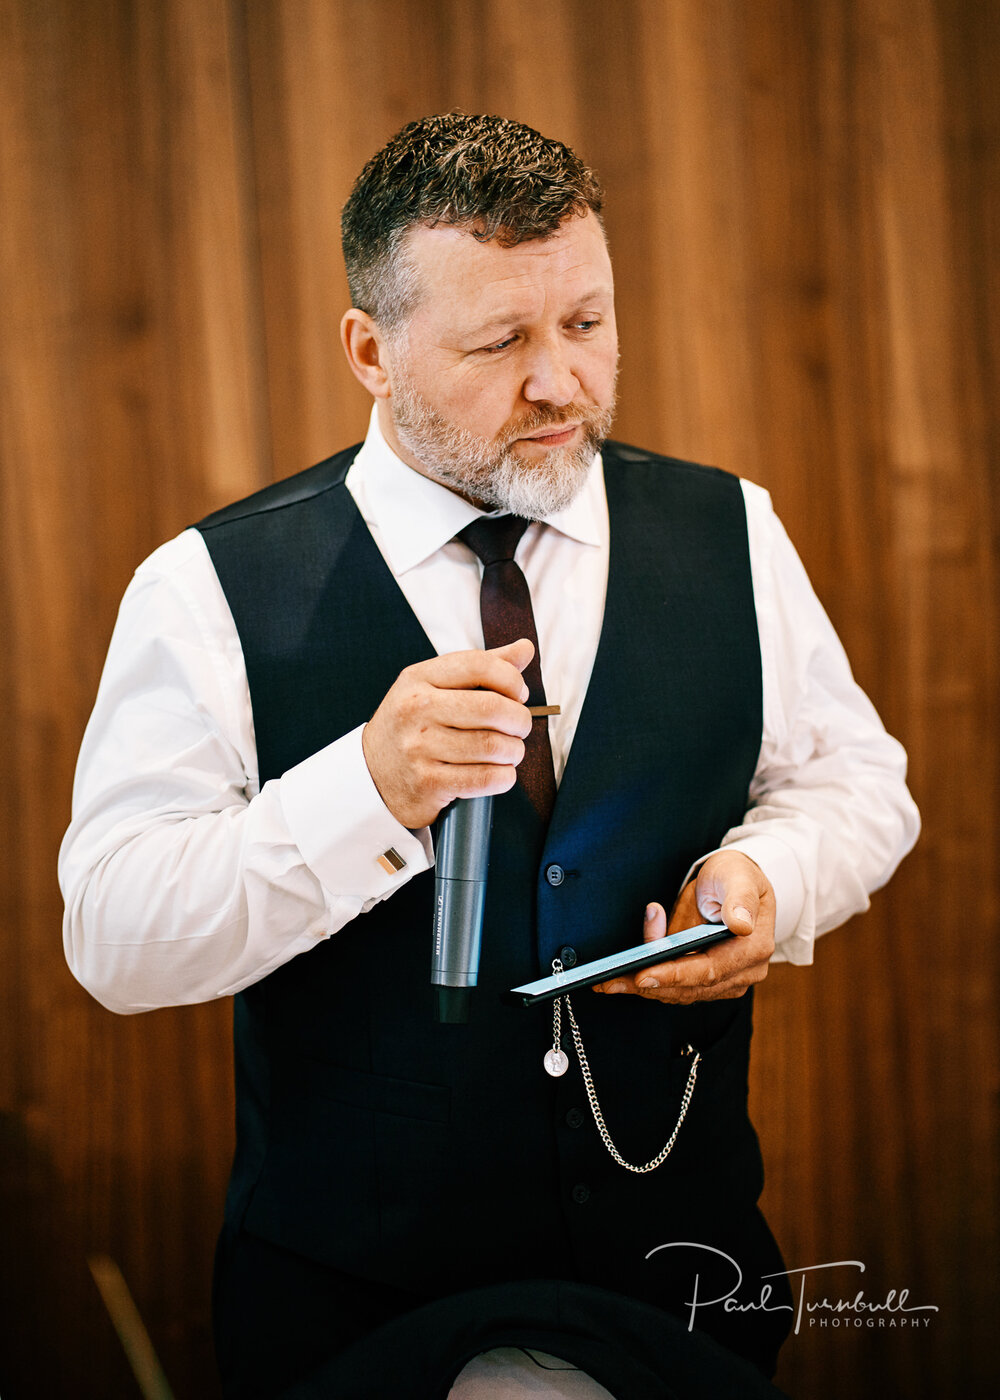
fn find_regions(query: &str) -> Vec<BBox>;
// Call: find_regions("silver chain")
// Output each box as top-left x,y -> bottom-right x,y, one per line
551,958 -> 701,1174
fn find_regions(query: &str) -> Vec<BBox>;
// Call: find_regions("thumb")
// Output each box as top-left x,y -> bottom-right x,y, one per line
490,637 -> 535,673
642,902 -> 668,943
719,883 -> 759,938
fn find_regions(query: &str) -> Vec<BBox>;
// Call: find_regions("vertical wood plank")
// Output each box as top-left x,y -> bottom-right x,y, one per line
0,0 -> 263,1391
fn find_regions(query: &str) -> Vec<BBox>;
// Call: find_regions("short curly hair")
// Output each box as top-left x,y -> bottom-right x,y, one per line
341,112 -> 605,333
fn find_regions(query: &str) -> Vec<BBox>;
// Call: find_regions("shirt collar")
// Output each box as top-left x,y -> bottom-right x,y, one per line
346,404 -> 605,575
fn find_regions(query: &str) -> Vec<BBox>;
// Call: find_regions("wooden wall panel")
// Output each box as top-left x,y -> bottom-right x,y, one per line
0,0 -> 262,1392
0,1 -> 996,1396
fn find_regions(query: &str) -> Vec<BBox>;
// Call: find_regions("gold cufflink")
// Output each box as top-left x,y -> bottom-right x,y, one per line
377,847 -> 407,875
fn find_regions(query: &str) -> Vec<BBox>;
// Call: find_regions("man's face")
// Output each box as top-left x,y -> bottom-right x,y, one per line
379,210 -> 618,517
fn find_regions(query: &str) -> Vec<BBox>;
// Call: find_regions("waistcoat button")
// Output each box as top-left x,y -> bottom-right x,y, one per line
565,1108 -> 585,1129
558,945 -> 577,967
545,864 -> 565,887
571,1183 -> 591,1204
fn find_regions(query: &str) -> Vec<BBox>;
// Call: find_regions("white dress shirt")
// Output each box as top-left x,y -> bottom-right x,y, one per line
60,407 -> 919,1013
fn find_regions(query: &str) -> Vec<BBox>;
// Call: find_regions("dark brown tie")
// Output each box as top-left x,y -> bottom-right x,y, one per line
458,516 -> 557,821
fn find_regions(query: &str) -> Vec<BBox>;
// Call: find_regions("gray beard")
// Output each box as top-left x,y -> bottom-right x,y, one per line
390,371 -> 616,519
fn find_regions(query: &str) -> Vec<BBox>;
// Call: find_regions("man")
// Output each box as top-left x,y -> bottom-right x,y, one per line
61,114 -> 919,1397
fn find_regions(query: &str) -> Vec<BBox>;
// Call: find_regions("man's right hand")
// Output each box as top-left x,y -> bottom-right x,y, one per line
362,638 -> 535,829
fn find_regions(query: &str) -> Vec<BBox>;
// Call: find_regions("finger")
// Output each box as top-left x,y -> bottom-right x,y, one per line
610,915 -> 769,993
428,688 -> 533,739
594,899 -> 722,995
634,951 -> 715,994
420,646 -> 534,703
598,955 -> 754,1000
719,880 -> 759,937
652,951 -> 771,1001
425,726 -> 526,767
638,973 -> 764,1005
634,926 -> 773,995
591,901 -> 664,994
693,851 -> 770,937
490,638 -> 535,673
666,882 -> 700,937
430,760 -> 520,800
642,901 -> 668,943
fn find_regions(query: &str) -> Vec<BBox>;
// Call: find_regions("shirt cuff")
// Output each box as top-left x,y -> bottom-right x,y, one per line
278,724 -> 433,905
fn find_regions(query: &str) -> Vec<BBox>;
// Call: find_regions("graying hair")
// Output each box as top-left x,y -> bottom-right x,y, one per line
341,112 -> 604,334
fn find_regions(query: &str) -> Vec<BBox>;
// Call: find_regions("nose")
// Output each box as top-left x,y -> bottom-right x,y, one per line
521,337 -> 580,407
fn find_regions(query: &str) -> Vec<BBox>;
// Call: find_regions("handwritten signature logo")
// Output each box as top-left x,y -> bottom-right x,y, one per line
645,1243 -> 939,1334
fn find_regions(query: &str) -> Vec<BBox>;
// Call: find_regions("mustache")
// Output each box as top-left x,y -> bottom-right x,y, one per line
499,402 -> 607,446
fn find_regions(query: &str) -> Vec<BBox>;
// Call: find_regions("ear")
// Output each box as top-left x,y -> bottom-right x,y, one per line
340,308 -> 394,399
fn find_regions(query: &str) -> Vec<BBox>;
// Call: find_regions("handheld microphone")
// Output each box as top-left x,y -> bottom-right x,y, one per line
431,794 -> 494,1023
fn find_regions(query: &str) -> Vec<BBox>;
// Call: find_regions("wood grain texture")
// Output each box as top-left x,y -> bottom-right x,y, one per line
0,1 -> 995,1395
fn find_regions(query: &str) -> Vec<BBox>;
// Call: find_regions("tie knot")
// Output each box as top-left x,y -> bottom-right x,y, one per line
458,514 -> 531,567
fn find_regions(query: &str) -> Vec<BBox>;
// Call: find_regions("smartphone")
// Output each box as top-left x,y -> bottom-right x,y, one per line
507,923 -> 732,1005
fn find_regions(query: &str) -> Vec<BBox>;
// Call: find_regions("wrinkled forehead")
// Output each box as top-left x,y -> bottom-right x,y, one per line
400,210 -> 614,333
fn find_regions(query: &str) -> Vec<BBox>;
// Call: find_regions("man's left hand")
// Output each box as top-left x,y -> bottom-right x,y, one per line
593,851 -> 776,1004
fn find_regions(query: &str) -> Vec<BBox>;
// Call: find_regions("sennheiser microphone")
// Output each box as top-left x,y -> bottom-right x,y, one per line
431,794 -> 494,1023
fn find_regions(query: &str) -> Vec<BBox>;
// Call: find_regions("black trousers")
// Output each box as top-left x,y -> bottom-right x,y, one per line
214,1209 -> 793,1399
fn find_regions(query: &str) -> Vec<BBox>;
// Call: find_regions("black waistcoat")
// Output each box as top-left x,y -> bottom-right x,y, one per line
197,441 -> 765,1306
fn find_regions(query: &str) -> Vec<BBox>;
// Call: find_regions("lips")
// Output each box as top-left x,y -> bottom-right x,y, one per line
519,423 -> 581,445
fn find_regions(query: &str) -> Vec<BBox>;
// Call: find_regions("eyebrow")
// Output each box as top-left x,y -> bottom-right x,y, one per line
460,286 -> 614,342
